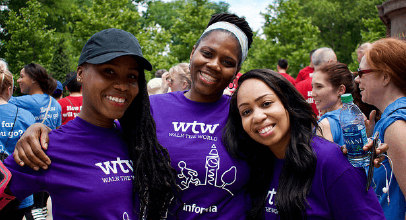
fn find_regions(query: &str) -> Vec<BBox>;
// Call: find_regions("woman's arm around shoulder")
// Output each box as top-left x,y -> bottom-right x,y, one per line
13,123 -> 51,171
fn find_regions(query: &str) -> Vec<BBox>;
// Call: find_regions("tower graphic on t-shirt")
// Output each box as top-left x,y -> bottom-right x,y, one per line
177,144 -> 237,195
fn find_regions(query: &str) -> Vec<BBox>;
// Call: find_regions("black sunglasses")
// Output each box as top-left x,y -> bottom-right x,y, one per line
354,69 -> 380,78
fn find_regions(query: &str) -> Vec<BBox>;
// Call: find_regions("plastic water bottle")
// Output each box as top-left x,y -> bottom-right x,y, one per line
339,94 -> 370,168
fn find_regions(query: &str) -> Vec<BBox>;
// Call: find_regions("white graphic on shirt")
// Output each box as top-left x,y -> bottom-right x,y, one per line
172,121 -> 219,134
95,157 -> 133,174
267,188 -> 277,205
177,145 -> 237,196
123,212 -> 131,220
95,157 -> 135,183
306,91 -> 314,104
265,188 -> 279,214
1,121 -> 24,138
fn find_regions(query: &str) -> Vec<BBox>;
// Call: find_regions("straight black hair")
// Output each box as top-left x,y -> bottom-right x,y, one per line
223,69 -> 319,219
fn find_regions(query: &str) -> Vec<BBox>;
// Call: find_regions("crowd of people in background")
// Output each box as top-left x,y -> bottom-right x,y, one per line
0,11 -> 405,220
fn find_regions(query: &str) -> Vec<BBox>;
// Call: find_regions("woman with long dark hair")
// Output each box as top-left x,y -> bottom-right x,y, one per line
223,69 -> 384,219
11,63 -> 61,129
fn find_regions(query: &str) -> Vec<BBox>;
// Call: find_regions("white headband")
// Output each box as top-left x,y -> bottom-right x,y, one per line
201,21 -> 249,64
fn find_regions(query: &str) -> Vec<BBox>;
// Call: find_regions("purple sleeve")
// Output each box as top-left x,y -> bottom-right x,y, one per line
4,156 -> 46,201
326,167 -> 385,219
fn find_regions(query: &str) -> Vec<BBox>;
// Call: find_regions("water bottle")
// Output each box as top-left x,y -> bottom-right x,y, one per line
339,94 -> 370,168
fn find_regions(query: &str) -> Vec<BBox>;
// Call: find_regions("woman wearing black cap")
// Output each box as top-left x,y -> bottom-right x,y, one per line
10,13 -> 255,219
0,28 -> 177,220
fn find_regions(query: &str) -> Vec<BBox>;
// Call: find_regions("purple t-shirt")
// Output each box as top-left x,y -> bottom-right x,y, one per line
5,117 -> 139,219
150,91 -> 250,220
264,136 -> 385,219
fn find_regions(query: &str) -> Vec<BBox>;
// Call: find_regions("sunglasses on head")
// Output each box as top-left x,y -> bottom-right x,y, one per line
354,69 -> 380,78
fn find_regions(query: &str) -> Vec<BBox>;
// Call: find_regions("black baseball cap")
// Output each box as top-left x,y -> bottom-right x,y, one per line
78,28 -> 152,71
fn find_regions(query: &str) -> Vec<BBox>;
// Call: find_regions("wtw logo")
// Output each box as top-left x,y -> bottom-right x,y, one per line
172,121 -> 219,134
95,157 -> 133,175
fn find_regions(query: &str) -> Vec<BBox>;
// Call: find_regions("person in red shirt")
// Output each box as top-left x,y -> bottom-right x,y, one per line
295,47 -> 337,117
58,71 -> 83,125
295,49 -> 316,84
277,59 -> 295,85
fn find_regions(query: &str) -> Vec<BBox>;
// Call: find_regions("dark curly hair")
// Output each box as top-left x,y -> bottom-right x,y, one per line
223,69 -> 319,220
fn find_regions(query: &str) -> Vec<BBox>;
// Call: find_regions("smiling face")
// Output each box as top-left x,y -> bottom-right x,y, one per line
78,56 -> 139,127
311,71 -> 342,112
237,78 -> 291,158
17,68 -> 33,94
188,30 -> 241,102
355,57 -> 383,106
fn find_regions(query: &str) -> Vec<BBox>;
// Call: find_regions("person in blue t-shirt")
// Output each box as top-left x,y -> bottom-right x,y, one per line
311,62 -> 356,146
8,63 -> 62,219
9,63 -> 61,130
0,60 -> 35,219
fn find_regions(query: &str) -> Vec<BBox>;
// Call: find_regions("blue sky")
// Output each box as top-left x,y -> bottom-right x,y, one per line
214,0 -> 272,33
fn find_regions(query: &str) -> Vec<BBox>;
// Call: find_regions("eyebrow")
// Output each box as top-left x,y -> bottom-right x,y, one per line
238,94 -> 269,108
202,46 -> 238,63
102,61 -> 139,70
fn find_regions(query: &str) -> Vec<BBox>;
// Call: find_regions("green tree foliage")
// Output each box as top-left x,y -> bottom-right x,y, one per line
297,0 -> 386,65
1,0 -> 388,82
142,0 -> 228,67
49,39 -> 73,82
142,0 -> 185,31
244,0 -> 321,77
66,0 -> 174,79
347,14 -> 386,71
3,0 -> 56,77
169,0 -> 216,63
0,0 -> 28,53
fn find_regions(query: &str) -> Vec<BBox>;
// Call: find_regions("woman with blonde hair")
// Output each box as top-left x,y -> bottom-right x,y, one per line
161,63 -> 191,93
355,38 -> 406,220
0,60 -> 35,219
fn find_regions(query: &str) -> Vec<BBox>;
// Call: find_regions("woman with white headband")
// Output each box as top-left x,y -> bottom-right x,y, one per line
148,13 -> 254,219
